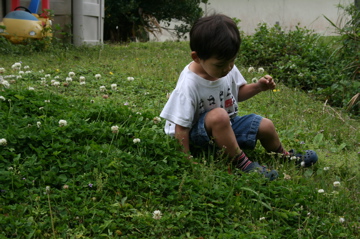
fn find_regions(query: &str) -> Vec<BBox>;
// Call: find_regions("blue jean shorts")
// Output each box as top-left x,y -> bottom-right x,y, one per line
190,112 -> 263,150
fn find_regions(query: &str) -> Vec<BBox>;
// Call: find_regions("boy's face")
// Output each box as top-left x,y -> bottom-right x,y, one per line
196,54 -> 236,79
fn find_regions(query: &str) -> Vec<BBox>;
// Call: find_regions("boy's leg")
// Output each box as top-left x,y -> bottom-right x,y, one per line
257,118 -> 318,167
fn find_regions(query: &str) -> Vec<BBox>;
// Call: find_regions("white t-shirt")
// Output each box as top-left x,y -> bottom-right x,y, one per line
160,62 -> 247,136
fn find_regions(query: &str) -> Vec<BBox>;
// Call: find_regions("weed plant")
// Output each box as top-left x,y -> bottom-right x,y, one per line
0,40 -> 359,238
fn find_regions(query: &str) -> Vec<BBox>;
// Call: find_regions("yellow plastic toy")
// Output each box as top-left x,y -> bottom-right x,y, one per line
0,6 -> 52,44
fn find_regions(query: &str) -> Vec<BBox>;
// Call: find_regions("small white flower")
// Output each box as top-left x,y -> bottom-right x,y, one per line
39,69 -> 44,73
0,80 -> 10,88
333,181 -> 341,187
0,67 -> 5,73
318,189 -> 325,193
111,84 -> 117,90
68,72 -> 75,77
25,71 -> 32,74
39,107 -> 44,110
28,87 -> 35,90
7,166 -> 13,171
45,74 -> 51,78
95,74 -> 101,79
258,67 -> 264,73
16,75 -> 22,79
54,75 -> 60,79
323,167 -> 330,171
80,81 -> 86,85
166,92 -> 171,99
259,217 -> 266,221
59,119 -> 67,127
37,121 -> 41,128
45,186 -> 51,193
298,73 -> 304,77
290,156 -> 298,161
251,77 -> 258,83
248,66 -> 255,73
339,217 -> 345,223
283,173 -> 291,180
24,66 -> 30,69
52,81 -> 60,87
79,76 -> 86,82
111,125 -> 119,134
300,161 -> 305,167
66,77 -> 73,82
152,210 -> 162,220
0,96 -> 5,101
0,138 -> 7,146
18,71 -> 24,75
127,76 -> 134,81
44,100 -> 50,103
99,86 -> 106,92
11,62 -> 21,70
133,138 -> 141,144
153,116 -> 161,124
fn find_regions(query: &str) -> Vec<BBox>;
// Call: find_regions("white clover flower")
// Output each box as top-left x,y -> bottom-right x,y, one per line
95,74 -> 101,79
16,75 -> 22,79
54,75 -> 60,79
323,167 -> 330,171
251,77 -> 258,83
37,121 -> 41,128
52,81 -> 60,87
339,217 -> 345,223
45,74 -> 51,78
111,125 -> 119,134
318,189 -> 325,193
24,66 -> 30,70
111,84 -> 117,90
298,73 -> 304,77
80,81 -> 86,85
28,87 -> 35,90
0,138 -> 7,146
166,92 -> 171,99
25,71 -> 32,74
153,116 -> 161,124
39,69 -> 44,73
59,120 -> 67,127
66,77 -> 73,82
290,156 -> 298,161
99,86 -> 106,92
1,80 -> 10,88
258,67 -> 264,73
133,138 -> 141,144
7,166 -> 13,171
0,96 -> 5,101
248,66 -> 255,73
44,100 -> 50,103
45,186 -> 50,193
333,181 -> 341,187
152,210 -> 162,220
11,62 -> 21,70
79,76 -> 86,82
259,217 -> 266,221
18,71 -> 24,75
0,67 -> 5,73
300,161 -> 305,167
127,76 -> 134,81
283,173 -> 291,180
68,72 -> 75,77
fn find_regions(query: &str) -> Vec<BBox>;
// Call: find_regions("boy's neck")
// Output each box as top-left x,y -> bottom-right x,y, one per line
189,61 -> 219,81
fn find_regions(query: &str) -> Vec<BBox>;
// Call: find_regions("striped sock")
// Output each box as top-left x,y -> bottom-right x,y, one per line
276,144 -> 290,157
233,151 -> 253,171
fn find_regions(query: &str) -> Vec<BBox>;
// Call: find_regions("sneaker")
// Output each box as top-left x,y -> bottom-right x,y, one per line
243,162 -> 278,181
289,149 -> 318,167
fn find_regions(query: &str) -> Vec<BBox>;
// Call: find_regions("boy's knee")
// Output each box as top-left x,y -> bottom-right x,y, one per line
259,118 -> 276,134
205,108 -> 230,126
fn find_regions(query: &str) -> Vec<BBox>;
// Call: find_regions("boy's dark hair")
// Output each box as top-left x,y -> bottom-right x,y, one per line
190,14 -> 241,61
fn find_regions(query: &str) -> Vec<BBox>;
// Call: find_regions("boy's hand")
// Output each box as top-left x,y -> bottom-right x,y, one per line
258,75 -> 276,91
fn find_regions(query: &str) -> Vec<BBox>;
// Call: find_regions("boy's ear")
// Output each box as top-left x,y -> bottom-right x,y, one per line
191,51 -> 201,63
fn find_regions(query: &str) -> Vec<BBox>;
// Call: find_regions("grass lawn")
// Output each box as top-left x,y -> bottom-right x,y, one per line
0,41 -> 359,238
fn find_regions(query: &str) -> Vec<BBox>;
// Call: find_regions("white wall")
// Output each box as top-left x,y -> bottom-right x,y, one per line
151,0 -> 352,41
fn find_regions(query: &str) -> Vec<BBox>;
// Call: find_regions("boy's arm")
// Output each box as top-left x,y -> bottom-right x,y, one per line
237,75 -> 276,102
175,124 -> 191,154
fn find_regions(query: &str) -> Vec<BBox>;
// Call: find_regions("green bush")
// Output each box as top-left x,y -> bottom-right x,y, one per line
238,5 -> 359,115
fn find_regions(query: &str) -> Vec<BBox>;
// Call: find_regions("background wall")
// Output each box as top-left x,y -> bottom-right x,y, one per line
151,0 -> 353,41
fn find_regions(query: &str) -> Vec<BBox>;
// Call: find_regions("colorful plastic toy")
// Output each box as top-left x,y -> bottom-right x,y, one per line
0,0 -> 52,44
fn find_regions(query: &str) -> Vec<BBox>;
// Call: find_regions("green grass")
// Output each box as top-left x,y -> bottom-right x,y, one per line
0,42 -> 359,238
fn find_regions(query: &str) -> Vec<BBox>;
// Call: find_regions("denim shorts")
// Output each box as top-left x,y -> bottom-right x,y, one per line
190,112 -> 263,150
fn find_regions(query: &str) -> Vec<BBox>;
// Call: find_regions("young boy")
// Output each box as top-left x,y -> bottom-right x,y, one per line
160,14 -> 318,180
